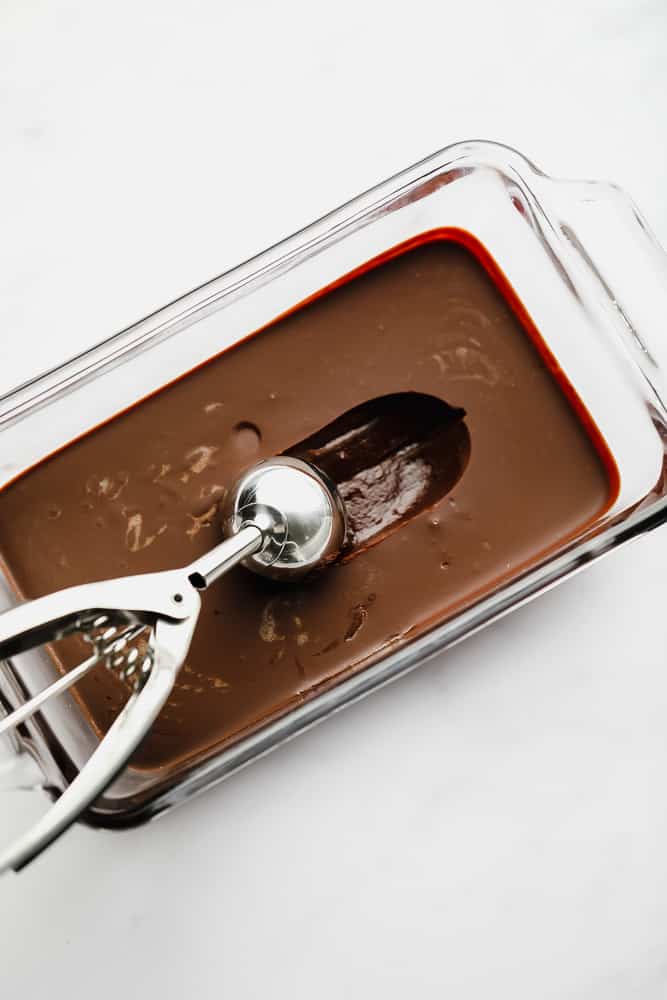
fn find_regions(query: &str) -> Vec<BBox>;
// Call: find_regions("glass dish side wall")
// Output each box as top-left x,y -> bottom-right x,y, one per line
1,141 -> 667,826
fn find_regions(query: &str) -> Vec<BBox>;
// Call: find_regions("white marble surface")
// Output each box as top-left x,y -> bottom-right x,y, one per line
2,1 -> 667,995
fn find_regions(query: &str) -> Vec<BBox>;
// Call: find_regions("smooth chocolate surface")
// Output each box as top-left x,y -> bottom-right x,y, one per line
0,239 -> 614,771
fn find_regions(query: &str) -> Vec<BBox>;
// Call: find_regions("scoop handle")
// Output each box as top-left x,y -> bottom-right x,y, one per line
0,613 -> 197,873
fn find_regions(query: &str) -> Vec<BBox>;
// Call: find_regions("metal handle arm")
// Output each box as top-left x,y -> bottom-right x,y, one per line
0,569 -> 197,663
0,528 -> 264,871
0,615 -> 196,873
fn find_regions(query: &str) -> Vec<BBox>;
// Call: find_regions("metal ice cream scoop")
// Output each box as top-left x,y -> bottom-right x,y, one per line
0,457 -> 347,872
222,456 -> 347,581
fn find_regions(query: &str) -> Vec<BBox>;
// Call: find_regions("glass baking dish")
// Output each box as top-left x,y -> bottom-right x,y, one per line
2,138 -> 667,833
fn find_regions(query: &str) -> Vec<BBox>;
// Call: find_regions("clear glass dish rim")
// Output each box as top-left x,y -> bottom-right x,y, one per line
2,136 -> 645,429
2,137 -> 667,827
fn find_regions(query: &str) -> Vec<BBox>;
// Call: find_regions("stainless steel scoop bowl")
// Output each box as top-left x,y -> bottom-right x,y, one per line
223,456 -> 347,581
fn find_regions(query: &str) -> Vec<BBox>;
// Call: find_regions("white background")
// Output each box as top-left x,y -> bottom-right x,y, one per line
2,1 -> 667,996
